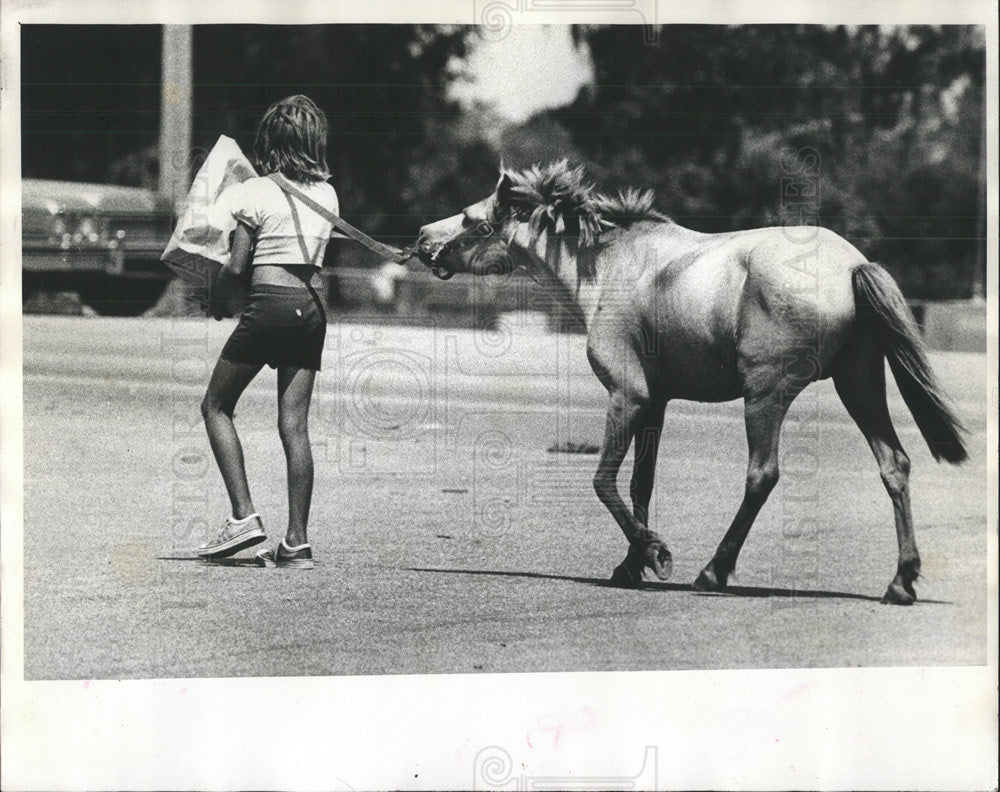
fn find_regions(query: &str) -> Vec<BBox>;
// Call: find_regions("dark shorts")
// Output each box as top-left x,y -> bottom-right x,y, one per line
221,284 -> 327,371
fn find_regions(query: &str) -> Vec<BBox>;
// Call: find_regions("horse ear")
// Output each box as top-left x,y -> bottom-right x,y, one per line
495,171 -> 514,209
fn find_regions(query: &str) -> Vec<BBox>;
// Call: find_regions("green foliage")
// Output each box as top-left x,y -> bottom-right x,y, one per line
21,25 -> 163,184
21,24 -> 985,299
189,25 -> 474,247
544,24 -> 986,299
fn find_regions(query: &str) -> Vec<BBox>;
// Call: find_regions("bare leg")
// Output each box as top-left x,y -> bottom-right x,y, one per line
202,357 -> 263,519
834,352 -> 918,604
277,366 -> 316,548
694,388 -> 793,591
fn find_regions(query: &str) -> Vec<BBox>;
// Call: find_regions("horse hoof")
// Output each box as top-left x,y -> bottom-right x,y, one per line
610,562 -> 642,588
882,582 -> 916,606
692,568 -> 723,592
645,542 -> 672,581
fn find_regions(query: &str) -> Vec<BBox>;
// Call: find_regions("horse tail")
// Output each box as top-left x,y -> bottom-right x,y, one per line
851,262 -> 968,464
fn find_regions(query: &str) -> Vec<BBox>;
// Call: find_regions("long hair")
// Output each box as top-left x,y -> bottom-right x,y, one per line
252,94 -> 330,183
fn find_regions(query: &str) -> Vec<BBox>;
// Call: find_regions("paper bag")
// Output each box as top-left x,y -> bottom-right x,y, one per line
160,135 -> 257,314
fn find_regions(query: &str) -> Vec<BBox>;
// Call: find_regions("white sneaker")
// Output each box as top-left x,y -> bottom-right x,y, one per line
254,539 -> 315,569
197,514 -> 266,558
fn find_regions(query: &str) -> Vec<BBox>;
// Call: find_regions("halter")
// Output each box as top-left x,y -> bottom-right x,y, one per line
424,207 -> 515,281
472,219 -> 495,237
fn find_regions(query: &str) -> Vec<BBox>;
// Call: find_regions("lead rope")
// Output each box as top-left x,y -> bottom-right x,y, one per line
268,172 -> 410,263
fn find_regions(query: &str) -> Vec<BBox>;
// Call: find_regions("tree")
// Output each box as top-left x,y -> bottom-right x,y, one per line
545,24 -> 986,297
21,25 -> 163,184
190,25 -> 473,245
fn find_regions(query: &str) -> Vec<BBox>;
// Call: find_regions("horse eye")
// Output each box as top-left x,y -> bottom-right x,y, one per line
476,221 -> 494,237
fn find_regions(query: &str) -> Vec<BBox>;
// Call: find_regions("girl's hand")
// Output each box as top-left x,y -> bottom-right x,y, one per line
208,271 -> 231,320
210,266 -> 248,320
210,223 -> 255,319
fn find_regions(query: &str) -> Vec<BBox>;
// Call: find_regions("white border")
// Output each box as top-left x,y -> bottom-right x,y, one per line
2,1 -> 997,790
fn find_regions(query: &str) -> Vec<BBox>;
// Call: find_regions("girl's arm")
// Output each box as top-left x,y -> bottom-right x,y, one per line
210,223 -> 254,319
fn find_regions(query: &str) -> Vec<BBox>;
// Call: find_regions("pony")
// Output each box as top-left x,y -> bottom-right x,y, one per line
415,161 -> 967,604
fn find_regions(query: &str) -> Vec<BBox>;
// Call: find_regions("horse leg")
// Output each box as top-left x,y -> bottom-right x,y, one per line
630,399 -> 667,528
833,349 -> 918,605
693,389 -> 793,591
595,391 -> 673,587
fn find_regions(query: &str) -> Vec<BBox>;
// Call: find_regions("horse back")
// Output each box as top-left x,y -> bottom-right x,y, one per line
731,226 -> 864,392
593,224 -> 864,400
591,225 -> 748,400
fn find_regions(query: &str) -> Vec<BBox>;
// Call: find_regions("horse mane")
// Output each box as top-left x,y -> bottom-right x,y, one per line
497,160 -> 669,249
593,187 -> 669,229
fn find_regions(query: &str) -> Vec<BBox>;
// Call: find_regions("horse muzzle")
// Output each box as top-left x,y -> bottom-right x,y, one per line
416,237 -> 456,280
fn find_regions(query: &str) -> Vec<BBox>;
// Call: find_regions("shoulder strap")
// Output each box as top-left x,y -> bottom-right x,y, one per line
276,186 -> 320,266
268,172 -> 408,263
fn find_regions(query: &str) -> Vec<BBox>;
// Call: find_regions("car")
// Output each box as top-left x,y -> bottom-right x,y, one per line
22,178 -> 174,315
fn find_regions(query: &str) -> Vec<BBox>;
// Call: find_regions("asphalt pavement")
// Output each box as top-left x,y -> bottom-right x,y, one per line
19,315 -> 991,678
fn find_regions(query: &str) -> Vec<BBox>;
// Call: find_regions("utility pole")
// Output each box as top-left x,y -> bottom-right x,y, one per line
973,78 -> 987,301
159,25 -> 193,216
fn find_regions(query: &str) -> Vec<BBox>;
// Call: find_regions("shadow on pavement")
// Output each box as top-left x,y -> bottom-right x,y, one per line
155,554 -> 264,567
405,566 -> 953,605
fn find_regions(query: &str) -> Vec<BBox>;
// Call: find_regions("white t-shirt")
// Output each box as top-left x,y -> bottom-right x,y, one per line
221,175 -> 340,267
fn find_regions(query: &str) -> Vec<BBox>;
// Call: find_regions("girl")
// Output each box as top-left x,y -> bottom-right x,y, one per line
196,95 -> 339,569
